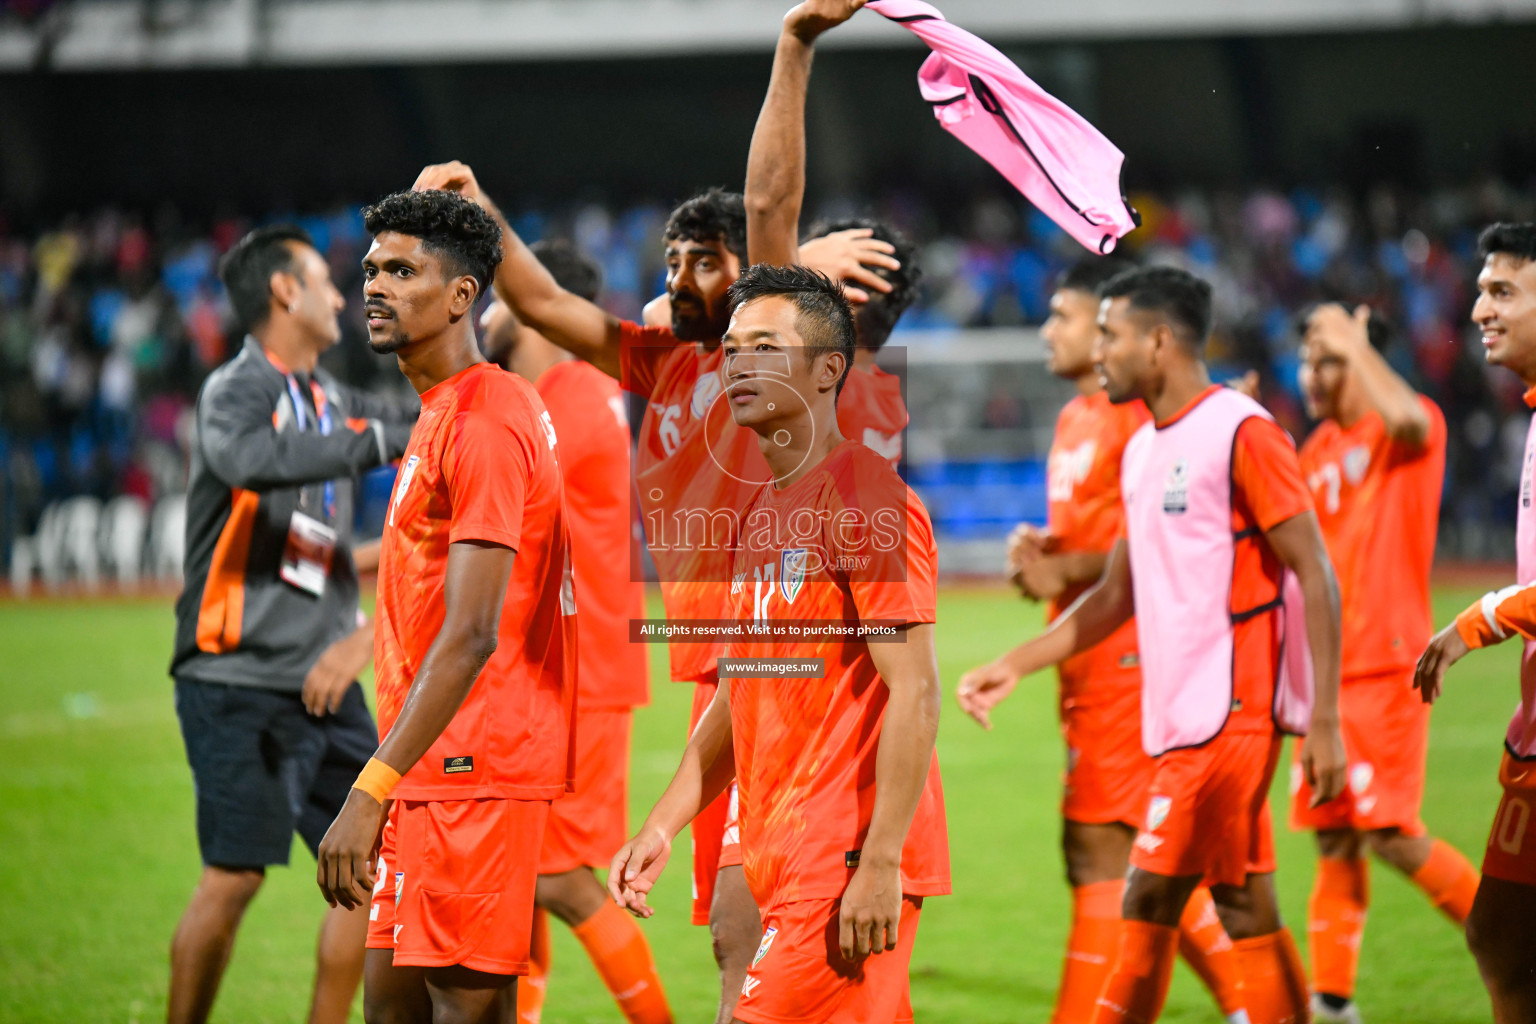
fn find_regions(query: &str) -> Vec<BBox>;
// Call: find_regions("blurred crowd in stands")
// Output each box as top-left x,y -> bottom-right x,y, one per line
3,176 -> 1533,564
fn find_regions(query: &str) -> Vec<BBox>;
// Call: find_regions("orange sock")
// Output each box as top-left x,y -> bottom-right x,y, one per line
1308,857 -> 1369,1000
516,907 -> 551,1024
1178,885 -> 1245,1017
1089,919 -> 1179,1024
1410,838 -> 1481,926
571,900 -> 673,1024
1052,881 -> 1125,1024
1231,929 -> 1310,1024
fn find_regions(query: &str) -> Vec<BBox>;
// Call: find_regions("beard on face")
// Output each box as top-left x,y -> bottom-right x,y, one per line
670,290 -> 731,342
368,330 -> 411,354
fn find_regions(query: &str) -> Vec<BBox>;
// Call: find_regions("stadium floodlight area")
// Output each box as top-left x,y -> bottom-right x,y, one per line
4,0 -> 1536,69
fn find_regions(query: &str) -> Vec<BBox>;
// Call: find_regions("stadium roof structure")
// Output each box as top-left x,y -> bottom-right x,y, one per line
4,0 -> 1536,70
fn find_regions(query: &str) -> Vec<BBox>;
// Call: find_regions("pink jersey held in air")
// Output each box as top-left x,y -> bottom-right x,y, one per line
1121,387 -> 1313,755
866,0 -> 1140,255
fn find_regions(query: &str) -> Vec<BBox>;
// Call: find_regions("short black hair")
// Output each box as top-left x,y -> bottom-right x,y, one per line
1479,222 -> 1536,265
1057,256 -> 1135,296
805,217 -> 921,351
1099,265 -> 1213,349
530,239 -> 603,303
219,224 -> 315,334
727,264 -> 855,397
665,187 -> 747,261
1294,302 -> 1393,353
362,190 -> 503,296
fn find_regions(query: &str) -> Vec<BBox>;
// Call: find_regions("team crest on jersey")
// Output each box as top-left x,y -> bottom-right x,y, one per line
1147,794 -> 1172,832
690,372 -> 723,419
778,549 -> 809,604
1343,444 -> 1371,485
389,455 -> 421,527
1162,458 -> 1189,515
752,926 -> 778,968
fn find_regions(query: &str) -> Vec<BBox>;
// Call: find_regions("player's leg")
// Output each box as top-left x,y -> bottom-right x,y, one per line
1054,820 -> 1136,1024
1307,828 -> 1369,1023
515,909 -> 550,1024
712,864 -> 764,1024
298,682 -> 382,1024
536,867 -> 671,1024
1210,872 -> 1309,1024
1089,867 -> 1203,1024
423,966 -> 516,1024
1366,828 -> 1479,924
1467,877 -> 1536,1023
168,865 -> 266,1024
363,949 -> 432,1024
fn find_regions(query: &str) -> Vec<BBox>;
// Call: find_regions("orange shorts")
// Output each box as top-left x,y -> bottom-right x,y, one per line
1131,729 -> 1281,888
690,676 -> 740,925
538,708 -> 633,875
366,797 -> 549,975
1061,678 -> 1154,828
1290,671 -> 1429,835
734,895 -> 922,1024
1483,751 -> 1536,887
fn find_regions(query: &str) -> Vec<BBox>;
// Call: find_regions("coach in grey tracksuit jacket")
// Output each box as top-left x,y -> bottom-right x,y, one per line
171,335 -> 414,688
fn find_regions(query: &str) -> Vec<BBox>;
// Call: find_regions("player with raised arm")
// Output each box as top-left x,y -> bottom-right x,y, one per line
1414,222 -> 1536,1024
411,159 -> 903,1021
610,263 -> 949,1024
744,0 -> 915,470
958,266 -> 1347,1024
997,257 -> 1247,1024
481,241 -> 671,1024
1290,302 -> 1477,1024
315,189 -> 577,1024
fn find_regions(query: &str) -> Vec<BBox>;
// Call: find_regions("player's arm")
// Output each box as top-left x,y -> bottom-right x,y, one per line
1013,547 -> 1108,603
1416,582 -> 1536,703
841,622 -> 940,959
1307,303 -> 1430,446
1263,511 -> 1347,806
413,161 -> 623,378
608,682 -> 737,918
199,376 -> 411,490
351,538 -> 380,575
301,618 -> 374,718
957,538 -> 1135,729
316,539 -> 516,910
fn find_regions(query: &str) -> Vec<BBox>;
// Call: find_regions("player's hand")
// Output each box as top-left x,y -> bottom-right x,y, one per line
1005,523 -> 1049,575
608,824 -> 672,918
413,161 -> 482,202
785,0 -> 868,45
1015,554 -> 1070,603
1304,303 -> 1372,361
302,628 -> 371,716
839,857 -> 901,960
1413,620 -> 1471,704
798,228 -> 899,305
1299,718 -> 1348,807
316,789 -> 386,910
955,660 -> 1021,730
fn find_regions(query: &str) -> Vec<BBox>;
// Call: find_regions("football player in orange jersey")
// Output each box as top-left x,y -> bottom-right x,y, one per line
999,259 -> 1247,1024
412,160 -> 900,1023
482,240 -> 672,1024
610,263 -> 948,1024
1415,221 -> 1536,1024
1291,302 -> 1477,1024
316,189 -> 578,1024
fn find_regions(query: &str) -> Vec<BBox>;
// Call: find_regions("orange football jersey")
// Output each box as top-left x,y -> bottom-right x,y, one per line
1298,398 -> 1446,679
620,322 -> 770,683
374,362 -> 577,801
535,359 -> 648,709
1046,390 -> 1149,692
725,440 -> 950,906
838,363 -> 908,469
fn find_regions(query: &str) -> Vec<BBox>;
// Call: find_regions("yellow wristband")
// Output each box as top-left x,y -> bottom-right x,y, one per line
353,757 -> 402,804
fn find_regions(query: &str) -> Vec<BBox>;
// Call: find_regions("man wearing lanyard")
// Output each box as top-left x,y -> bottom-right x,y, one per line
167,225 -> 416,1024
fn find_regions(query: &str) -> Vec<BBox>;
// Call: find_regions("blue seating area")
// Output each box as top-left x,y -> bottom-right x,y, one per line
906,459 -> 1047,540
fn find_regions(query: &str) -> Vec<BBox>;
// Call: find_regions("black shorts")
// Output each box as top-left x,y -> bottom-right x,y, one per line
174,677 -> 378,869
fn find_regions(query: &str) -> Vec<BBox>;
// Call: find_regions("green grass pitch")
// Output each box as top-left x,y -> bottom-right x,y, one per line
0,586 -> 1509,1022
